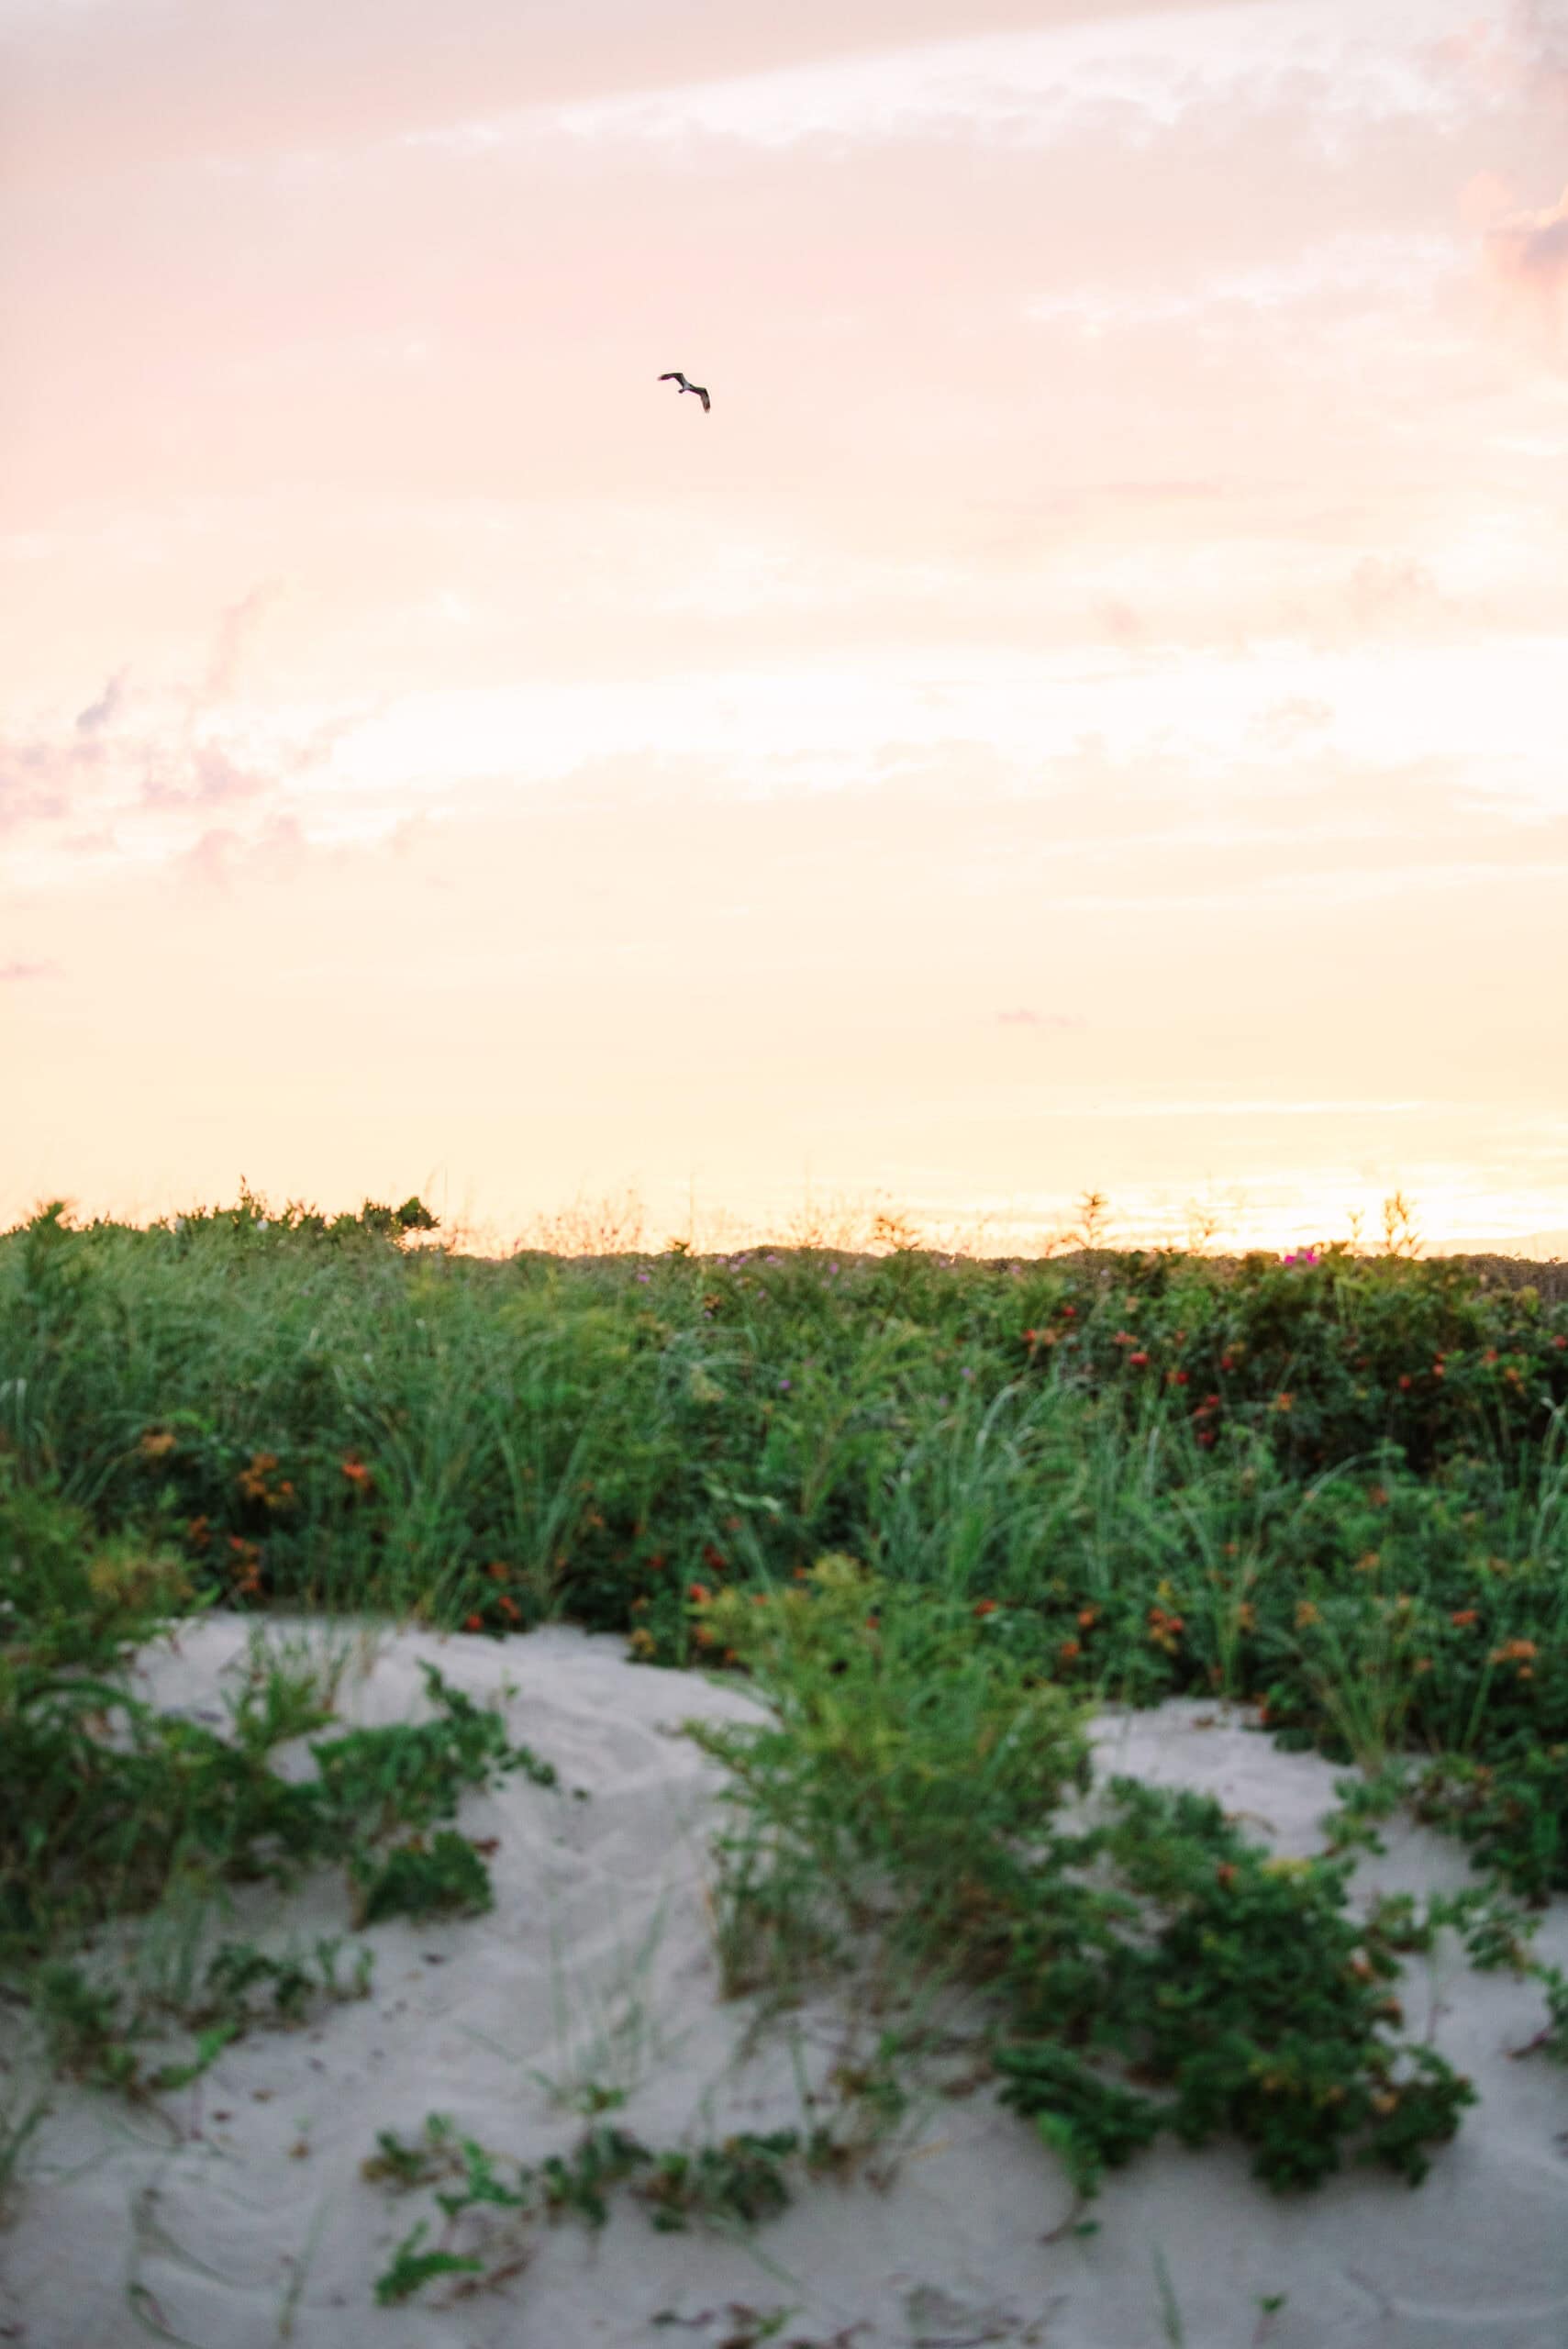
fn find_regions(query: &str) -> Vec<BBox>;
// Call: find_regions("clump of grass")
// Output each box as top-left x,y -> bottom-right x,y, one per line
0,1460 -> 557,2126
688,1557 -> 1477,2208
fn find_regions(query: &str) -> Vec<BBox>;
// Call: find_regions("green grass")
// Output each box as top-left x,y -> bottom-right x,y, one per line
2,1188 -> 1566,2273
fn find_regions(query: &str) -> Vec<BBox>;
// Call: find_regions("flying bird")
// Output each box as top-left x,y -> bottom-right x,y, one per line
659,371 -> 711,412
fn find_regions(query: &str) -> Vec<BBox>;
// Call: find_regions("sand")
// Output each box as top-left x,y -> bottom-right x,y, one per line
2,1613 -> 1566,2349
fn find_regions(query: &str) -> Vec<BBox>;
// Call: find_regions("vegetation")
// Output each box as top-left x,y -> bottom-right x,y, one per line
1,1186 -> 1565,2285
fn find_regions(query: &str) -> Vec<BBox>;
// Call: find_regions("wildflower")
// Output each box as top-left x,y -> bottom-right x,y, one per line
464,1613 -> 484,1631
1077,1607 -> 1097,1629
1216,1863 -> 1238,1890
139,1429 -> 176,1460
702,1543 -> 728,1573
1431,1362 -> 1445,1379
1490,1638 -> 1538,1664
1397,1375 -> 1412,1392
688,1582 -> 712,1605
1237,1603 -> 1256,1632
1219,1355 -> 1235,1373
1111,1330 -> 1139,1347
647,1553 -> 666,1572
1367,1484 -> 1389,1507
628,1627 -> 657,1658
1058,1638 -> 1082,1664
340,1454 -> 372,1486
1553,1336 -> 1566,1351
1295,1601 -> 1320,1631
185,1515 -> 211,1550
973,1598 -> 998,1617
1412,1658 -> 1433,1675
1147,1605 -> 1184,1653
498,1595 -> 521,1622
1450,1609 -> 1479,1628
1166,1369 -> 1189,1387
1129,1351 -> 1150,1369
1273,1392 -> 1294,1413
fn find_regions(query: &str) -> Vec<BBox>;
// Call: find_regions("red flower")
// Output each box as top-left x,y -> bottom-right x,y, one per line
465,1613 -> 484,1631
1397,1375 -> 1412,1391
1129,1351 -> 1150,1369
973,1598 -> 998,1617
688,1581 -> 712,1604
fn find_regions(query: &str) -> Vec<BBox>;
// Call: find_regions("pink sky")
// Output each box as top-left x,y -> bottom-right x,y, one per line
4,0 -> 1567,1254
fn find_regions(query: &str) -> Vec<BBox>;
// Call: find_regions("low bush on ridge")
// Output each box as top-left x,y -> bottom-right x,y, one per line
2,1202 -> 1566,1897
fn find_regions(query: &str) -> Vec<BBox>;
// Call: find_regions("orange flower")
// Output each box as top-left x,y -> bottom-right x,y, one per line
1450,1609 -> 1479,1628
973,1598 -> 998,1617
1273,1392 -> 1294,1414
1295,1600 -> 1320,1630
1076,1607 -> 1097,1629
340,1454 -> 372,1486
465,1613 -> 484,1631
498,1594 -> 521,1621
1058,1639 -> 1082,1664
1490,1637 -> 1538,1664
139,1429 -> 176,1461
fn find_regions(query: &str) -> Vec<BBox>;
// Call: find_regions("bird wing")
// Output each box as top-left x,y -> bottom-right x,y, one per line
696,387 -> 710,410
659,372 -> 684,384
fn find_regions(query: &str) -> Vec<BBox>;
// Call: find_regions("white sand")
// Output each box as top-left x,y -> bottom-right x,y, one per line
3,1614 -> 1566,2349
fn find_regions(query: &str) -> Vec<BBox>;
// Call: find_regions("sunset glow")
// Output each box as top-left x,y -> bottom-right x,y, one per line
5,0 -> 1567,1254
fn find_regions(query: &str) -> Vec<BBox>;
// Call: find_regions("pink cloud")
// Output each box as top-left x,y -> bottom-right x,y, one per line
1485,184 -> 1568,305
0,960 -> 63,983
997,1008 -> 1086,1030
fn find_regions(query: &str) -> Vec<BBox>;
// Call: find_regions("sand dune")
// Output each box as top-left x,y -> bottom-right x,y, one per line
3,1616 -> 1566,2349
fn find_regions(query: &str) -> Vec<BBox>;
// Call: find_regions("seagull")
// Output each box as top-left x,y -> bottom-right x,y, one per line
659,371 -> 711,412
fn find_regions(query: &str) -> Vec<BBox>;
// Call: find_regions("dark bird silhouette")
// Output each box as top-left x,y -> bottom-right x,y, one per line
659,371 -> 711,412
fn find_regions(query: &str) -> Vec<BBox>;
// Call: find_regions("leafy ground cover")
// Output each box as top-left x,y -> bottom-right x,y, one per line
2,1189 -> 1566,2263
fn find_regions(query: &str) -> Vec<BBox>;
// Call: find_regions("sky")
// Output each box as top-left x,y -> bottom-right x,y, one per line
4,0 -> 1568,1256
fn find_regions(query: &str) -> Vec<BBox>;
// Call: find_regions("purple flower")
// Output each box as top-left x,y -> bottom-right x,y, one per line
778,1377 -> 791,1391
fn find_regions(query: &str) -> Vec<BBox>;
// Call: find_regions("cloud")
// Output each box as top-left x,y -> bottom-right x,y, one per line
1485,183 -> 1568,305
0,0 -> 1274,191
203,583 -> 282,701
176,813 -> 310,897
74,670 -> 128,732
0,960 -> 62,983
997,1008 -> 1085,1030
